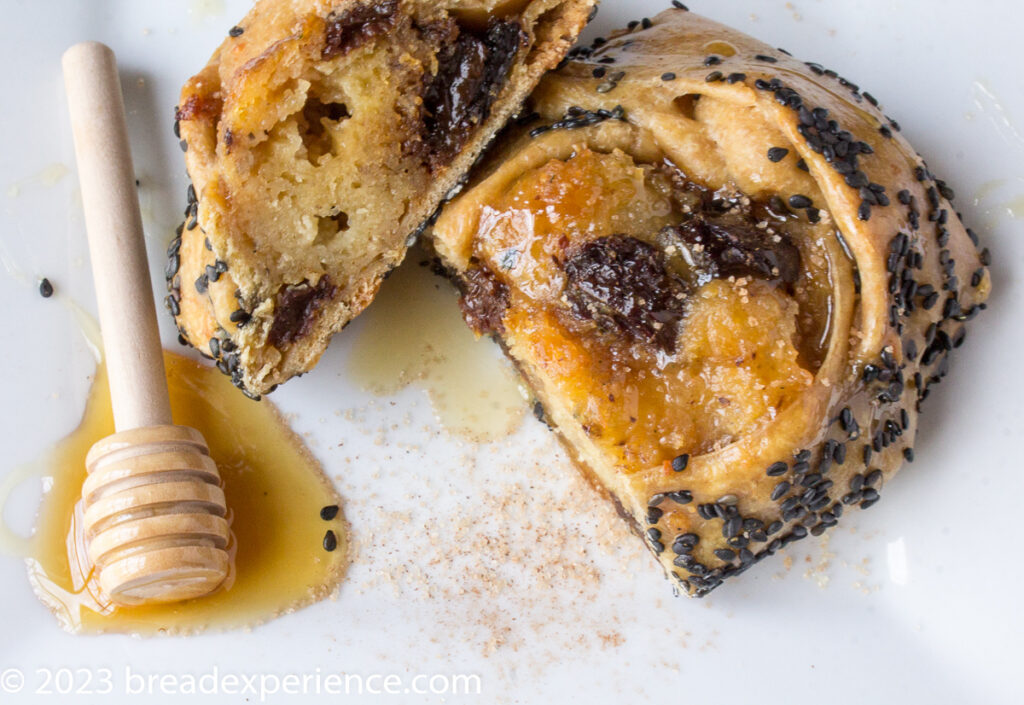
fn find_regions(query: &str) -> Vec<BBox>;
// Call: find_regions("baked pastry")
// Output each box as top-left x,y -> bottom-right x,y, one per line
166,0 -> 596,397
431,6 -> 991,595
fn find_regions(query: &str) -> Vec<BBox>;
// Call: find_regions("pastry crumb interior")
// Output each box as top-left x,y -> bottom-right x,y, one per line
222,4 -> 528,302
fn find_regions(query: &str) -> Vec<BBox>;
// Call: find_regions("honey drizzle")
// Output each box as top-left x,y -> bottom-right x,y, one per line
346,249 -> 527,442
22,352 -> 348,635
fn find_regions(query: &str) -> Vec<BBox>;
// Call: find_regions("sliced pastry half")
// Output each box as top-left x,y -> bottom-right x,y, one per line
167,0 -> 596,397
432,7 -> 991,595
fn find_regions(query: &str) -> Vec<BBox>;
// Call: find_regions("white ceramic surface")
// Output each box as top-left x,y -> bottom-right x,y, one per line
0,1 -> 1020,703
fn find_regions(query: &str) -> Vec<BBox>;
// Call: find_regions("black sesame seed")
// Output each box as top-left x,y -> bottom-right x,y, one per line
38,278 -> 53,298
726,72 -> 746,84
671,454 -> 690,472
766,461 -> 788,476
667,490 -> 694,505
703,55 -> 722,66
320,504 -> 339,520
833,442 -> 847,465
647,506 -> 663,524
754,54 -> 778,63
839,407 -> 853,431
903,447 -> 915,462
723,516 -> 742,538
323,530 -> 338,551
714,548 -> 736,561
661,72 -> 677,81
165,254 -> 180,280
728,535 -> 749,549
229,25 -> 244,37
846,171 -> 869,189
782,506 -> 806,522
672,1 -> 689,9
672,540 -> 694,555
705,70 -> 723,82
771,481 -> 791,501
858,201 -> 872,221
767,147 -> 789,162
788,194 -> 813,209
800,472 -> 823,488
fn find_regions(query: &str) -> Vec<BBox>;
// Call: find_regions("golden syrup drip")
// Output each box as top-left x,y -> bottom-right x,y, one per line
702,40 -> 738,57
347,250 -> 527,442
24,352 -> 348,635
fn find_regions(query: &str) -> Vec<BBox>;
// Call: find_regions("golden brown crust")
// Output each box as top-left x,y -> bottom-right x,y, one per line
166,0 -> 596,397
432,7 -> 991,595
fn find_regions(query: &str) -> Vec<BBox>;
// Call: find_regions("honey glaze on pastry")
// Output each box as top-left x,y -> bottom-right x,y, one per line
168,0 -> 597,397
432,7 -> 991,596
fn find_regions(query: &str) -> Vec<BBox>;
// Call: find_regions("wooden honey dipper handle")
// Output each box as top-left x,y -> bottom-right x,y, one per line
63,42 -> 230,605
62,41 -> 171,431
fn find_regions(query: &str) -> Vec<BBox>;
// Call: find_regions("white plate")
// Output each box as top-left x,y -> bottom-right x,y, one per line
1,1 -> 1020,703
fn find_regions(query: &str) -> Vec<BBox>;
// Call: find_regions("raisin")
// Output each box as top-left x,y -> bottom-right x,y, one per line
267,277 -> 336,347
322,0 -> 397,60
670,218 -> 801,285
417,19 -> 524,169
563,236 -> 688,353
458,265 -> 509,335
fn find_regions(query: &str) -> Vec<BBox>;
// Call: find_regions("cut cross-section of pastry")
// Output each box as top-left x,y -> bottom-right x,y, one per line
167,0 -> 597,397
431,7 -> 991,596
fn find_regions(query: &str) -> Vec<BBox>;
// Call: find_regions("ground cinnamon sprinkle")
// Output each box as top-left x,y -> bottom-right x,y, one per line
328,395 -> 648,660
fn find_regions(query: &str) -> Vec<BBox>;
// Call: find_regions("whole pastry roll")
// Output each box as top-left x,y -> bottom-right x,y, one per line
167,0 -> 596,397
432,7 -> 991,595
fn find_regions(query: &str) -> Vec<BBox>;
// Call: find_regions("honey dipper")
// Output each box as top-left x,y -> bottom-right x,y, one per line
62,42 -> 230,605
